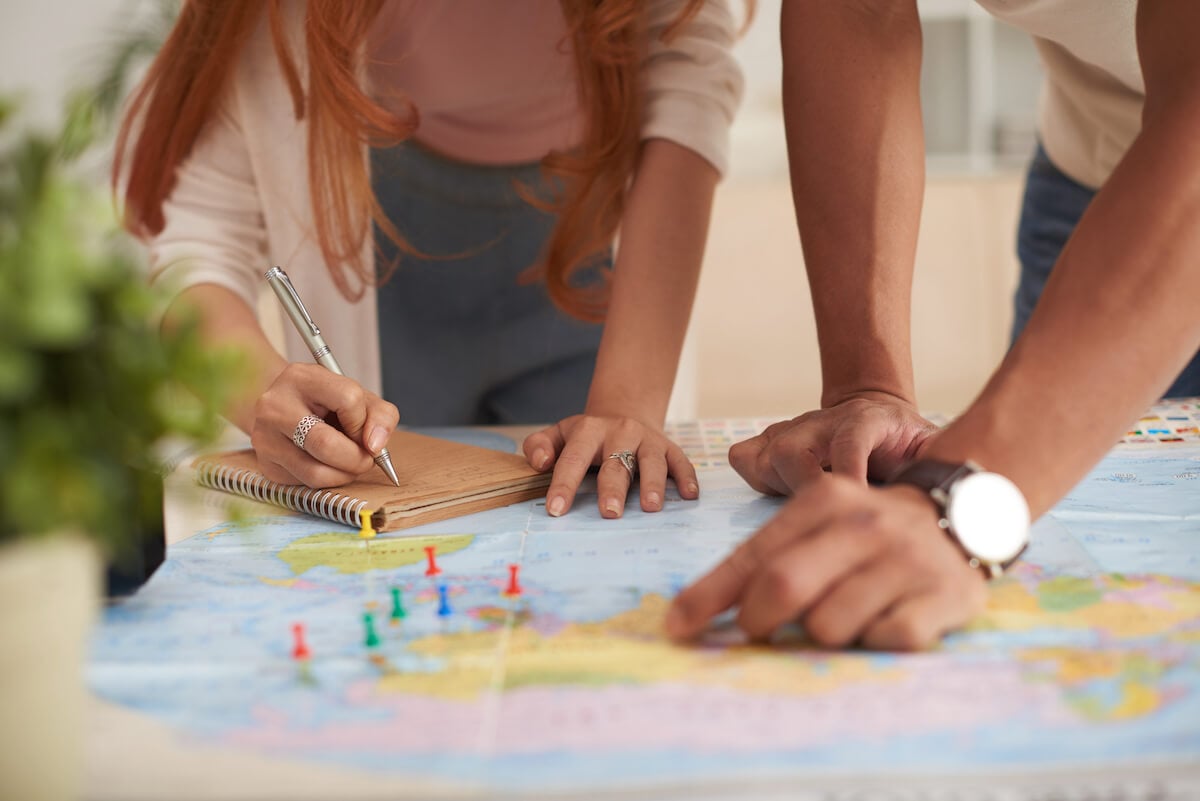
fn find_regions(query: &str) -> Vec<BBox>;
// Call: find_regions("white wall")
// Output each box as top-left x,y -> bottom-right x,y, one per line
0,0 -> 134,129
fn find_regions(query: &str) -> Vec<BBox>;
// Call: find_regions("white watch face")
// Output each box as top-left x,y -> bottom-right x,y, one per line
945,472 -> 1030,564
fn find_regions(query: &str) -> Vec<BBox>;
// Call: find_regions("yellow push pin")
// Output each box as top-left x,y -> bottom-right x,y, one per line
358,508 -> 377,540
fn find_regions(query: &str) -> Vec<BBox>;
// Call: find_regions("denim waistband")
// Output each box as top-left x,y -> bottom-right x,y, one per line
371,139 -> 558,209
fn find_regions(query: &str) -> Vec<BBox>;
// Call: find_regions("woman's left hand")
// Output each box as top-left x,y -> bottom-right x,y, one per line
523,415 -> 700,518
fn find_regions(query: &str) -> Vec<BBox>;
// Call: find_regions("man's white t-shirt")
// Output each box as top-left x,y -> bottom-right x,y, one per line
975,0 -> 1142,189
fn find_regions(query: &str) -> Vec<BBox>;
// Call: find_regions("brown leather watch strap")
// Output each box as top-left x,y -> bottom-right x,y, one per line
887,459 -> 977,499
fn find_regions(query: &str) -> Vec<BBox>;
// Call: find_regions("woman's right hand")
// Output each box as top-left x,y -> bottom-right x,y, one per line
249,363 -> 400,488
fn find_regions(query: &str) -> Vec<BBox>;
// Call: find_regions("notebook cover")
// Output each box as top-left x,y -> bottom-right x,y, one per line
193,429 -> 551,531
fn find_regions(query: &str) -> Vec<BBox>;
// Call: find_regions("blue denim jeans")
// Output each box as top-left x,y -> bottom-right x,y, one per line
371,142 -> 605,426
1012,144 -> 1200,397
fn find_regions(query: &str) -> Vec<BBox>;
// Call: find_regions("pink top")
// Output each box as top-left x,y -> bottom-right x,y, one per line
148,0 -> 742,394
367,2 -> 583,165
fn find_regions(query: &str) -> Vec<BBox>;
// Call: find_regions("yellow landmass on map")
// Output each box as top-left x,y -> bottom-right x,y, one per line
1019,648 -> 1162,685
378,594 -> 905,700
1058,678 -> 1165,722
1109,681 -> 1162,719
277,533 -> 474,576
973,573 -> 1200,638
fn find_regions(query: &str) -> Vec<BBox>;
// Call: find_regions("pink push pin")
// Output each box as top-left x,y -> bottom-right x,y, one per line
424,545 -> 442,577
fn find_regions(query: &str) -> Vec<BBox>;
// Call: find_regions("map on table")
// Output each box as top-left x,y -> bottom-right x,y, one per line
89,424 -> 1200,796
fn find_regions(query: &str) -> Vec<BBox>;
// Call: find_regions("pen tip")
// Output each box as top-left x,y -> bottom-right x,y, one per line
376,449 -> 401,487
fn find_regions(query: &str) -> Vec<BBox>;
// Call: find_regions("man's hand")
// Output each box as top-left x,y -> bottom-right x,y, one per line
729,392 -> 939,495
665,476 -> 988,651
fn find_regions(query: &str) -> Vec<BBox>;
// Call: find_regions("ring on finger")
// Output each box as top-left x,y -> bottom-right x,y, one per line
292,415 -> 323,451
607,449 -> 638,480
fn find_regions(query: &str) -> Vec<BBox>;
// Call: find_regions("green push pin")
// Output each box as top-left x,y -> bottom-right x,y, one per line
363,611 -> 381,649
390,587 -> 407,623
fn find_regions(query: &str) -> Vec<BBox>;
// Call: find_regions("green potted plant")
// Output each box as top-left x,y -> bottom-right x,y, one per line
0,96 -> 240,801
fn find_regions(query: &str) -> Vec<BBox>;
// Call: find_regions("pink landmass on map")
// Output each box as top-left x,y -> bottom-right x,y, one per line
226,660 -> 1078,756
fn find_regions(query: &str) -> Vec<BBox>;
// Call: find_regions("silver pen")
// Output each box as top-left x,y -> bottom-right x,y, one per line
265,266 -> 401,487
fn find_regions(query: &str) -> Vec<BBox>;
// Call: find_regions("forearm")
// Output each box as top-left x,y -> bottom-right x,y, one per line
782,0 -> 924,406
163,283 -> 287,433
586,139 -> 718,425
925,113 -> 1200,516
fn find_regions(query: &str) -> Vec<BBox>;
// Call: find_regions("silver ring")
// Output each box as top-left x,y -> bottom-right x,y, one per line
606,449 -> 638,480
292,415 -> 323,451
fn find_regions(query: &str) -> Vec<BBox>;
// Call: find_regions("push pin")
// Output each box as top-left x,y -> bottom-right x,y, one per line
424,545 -> 442,577
358,508 -> 377,540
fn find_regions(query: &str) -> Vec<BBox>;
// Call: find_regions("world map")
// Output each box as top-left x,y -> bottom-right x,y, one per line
89,424 -> 1200,795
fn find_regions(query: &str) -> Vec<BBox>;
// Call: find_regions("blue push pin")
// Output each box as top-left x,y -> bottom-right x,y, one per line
436,584 -> 452,617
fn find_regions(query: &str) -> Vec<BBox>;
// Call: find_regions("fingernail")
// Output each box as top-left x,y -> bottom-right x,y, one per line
646,491 -> 661,509
533,448 -> 551,470
686,482 -> 699,497
604,499 -> 622,518
367,426 -> 388,454
548,496 -> 566,517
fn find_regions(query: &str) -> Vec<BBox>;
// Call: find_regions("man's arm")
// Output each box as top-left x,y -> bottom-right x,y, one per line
728,1 -> 938,492
668,0 -> 1200,652
919,0 -> 1200,516
784,0 -> 923,407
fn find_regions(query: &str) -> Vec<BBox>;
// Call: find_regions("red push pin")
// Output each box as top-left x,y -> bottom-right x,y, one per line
424,545 -> 442,577
504,564 -> 523,597
291,622 -> 311,662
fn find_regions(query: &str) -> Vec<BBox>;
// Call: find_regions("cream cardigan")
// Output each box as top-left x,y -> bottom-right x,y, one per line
147,1 -> 743,396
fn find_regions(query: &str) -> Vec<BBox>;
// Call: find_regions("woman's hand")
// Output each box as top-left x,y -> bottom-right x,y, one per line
250,363 -> 400,488
523,415 -> 700,518
665,476 -> 989,651
729,392 -> 940,495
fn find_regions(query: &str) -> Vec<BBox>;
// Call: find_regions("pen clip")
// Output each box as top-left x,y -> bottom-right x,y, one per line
266,266 -> 320,337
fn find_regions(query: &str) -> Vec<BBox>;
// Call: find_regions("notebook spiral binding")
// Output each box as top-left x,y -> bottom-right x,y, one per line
195,462 -> 369,528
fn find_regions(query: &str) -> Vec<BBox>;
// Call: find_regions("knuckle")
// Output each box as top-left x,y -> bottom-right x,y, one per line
578,416 -> 607,437
890,616 -> 934,652
616,418 -> 642,439
298,463 -> 349,490
804,610 -> 855,649
281,362 -> 307,380
252,393 -> 281,421
791,411 -> 817,427
728,439 -> 756,460
556,451 -> 592,471
338,382 -> 366,408
736,606 -> 771,640
381,401 -> 400,426
761,563 -> 805,608
260,462 -> 293,484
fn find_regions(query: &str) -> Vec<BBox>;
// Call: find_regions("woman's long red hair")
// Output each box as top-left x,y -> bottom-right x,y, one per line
114,0 -> 716,321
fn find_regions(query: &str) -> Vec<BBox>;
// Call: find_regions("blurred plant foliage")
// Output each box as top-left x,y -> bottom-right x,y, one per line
0,90 -> 243,551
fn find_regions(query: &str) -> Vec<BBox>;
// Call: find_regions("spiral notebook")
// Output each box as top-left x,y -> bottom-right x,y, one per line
193,430 -> 551,532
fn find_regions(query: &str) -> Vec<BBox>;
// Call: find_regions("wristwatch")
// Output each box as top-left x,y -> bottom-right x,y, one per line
888,459 -> 1030,579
